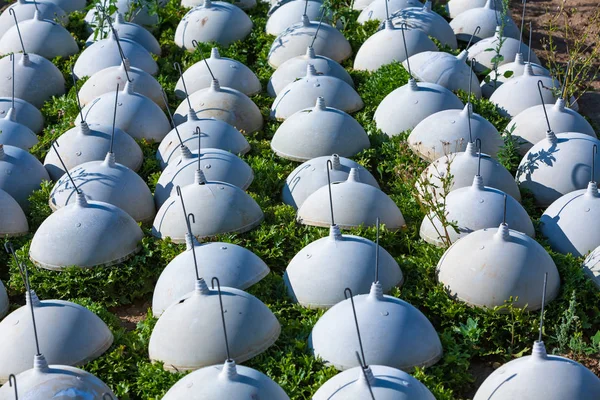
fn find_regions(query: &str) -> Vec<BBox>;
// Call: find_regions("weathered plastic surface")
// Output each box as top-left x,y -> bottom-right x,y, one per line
408,104 -> 502,161
271,65 -> 363,120
539,182 -> 600,258
73,32 -> 158,78
284,225 -> 403,309
0,107 -> 38,150
271,97 -> 370,161
162,360 -> 289,400
268,16 -> 352,68
446,0 -> 507,18
268,46 -> 354,97
0,0 -> 67,38
0,12 -> 78,60
449,0 -> 520,43
86,13 -> 161,55
386,2 -> 457,50
313,364 -> 436,400
75,81 -> 171,142
79,60 -> 164,108
183,0 -> 256,10
0,280 -> 8,321
0,354 -> 116,398
310,282 -> 443,371
469,32 -> 541,75
507,98 -> 596,155
0,144 -> 49,211
175,48 -> 261,98
419,141 -> 521,202
516,132 -> 600,207
490,63 -> 560,118
437,224 -> 560,310
474,341 -> 600,400
354,22 -> 437,72
0,292 -> 113,382
42,0 -> 87,13
157,114 -> 249,169
298,168 -> 406,230
30,192 -> 144,269
357,0 -> 422,23
152,235 -> 269,316
583,246 -> 600,290
0,188 -> 28,237
152,173 -> 264,242
374,80 -> 463,137
174,0 -> 253,49
481,53 -> 548,97
420,175 -> 534,246
149,279 -> 280,371
0,53 -> 65,108
404,50 -> 481,98
49,153 -> 156,223
282,154 -> 380,209
173,79 -> 263,134
43,121 -> 143,181
154,148 -> 254,208
266,0 -> 329,35
0,97 -> 43,133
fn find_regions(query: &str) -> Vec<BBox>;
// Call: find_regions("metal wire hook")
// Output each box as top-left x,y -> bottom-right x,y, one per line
173,61 -> 193,111
161,89 -> 184,147
527,21 -> 533,63
177,185 -> 201,280
344,288 -> 368,370
476,138 -> 482,176
326,159 -> 335,227
51,140 -> 80,194
537,80 -> 552,133
502,193 -> 507,225
374,217 -> 380,284
592,144 -> 597,184
110,83 -> 119,154
211,277 -> 232,362
538,272 -> 548,342
8,9 -> 26,56
102,394 -> 114,400
309,8 -> 326,49
465,26 -> 481,50
10,53 -> 14,109
518,0 -> 527,55
355,352 -> 375,400
400,22 -> 412,76
9,374 -> 17,399
71,65 -> 85,123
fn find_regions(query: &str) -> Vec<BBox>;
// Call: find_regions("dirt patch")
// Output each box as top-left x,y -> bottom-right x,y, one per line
110,299 -> 151,331
564,351 -> 600,376
464,358 -> 498,399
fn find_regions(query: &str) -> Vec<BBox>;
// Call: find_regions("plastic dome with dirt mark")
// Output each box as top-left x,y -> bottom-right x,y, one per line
449,0 -> 520,43
0,144 -> 49,211
437,222 -> 560,310
354,21 -> 437,72
174,0 -> 253,49
282,154 -> 379,210
267,15 -> 352,68
271,64 -> 363,120
0,188 -> 28,238
271,97 -> 370,161
267,46 -> 354,97
175,48 -> 261,98
445,0 -> 507,19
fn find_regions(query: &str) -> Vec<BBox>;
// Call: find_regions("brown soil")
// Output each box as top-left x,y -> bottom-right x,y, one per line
110,299 -> 151,330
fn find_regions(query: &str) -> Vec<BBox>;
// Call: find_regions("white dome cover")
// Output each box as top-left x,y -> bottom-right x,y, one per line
173,79 -> 263,134
152,234 -> 269,316
298,168 -> 405,230
516,131 -> 600,207
481,52 -> 548,98
419,141 -> 521,202
268,16 -> 352,68
282,154 -> 380,210
469,31 -> 541,75
354,22 -> 438,72
0,107 -> 38,150
0,0 -> 67,38
86,13 -> 161,55
266,0 -> 329,36
161,359 -> 289,400
583,246 -> 600,290
0,144 -> 49,210
75,81 -> 171,142
149,279 -> 280,372
267,46 -> 354,97
284,225 -> 403,308
408,104 -> 502,162
540,182 -> 600,258
152,171 -> 264,242
437,223 -> 560,310
30,192 -> 144,269
271,65 -> 363,120
0,11 -> 78,60
449,0 -> 520,43
507,98 -> 596,155
157,113 -> 249,169
43,121 -> 143,181
310,282 -> 443,371
420,174 -> 534,246
271,97 -> 370,161
49,153 -> 156,223
0,97 -> 43,133
174,0 -> 253,49
175,48 -> 261,98
374,80 -> 463,137
0,187 -> 28,237
474,341 -> 600,400
357,0 -> 422,24
0,292 -> 113,382
445,0 -> 506,19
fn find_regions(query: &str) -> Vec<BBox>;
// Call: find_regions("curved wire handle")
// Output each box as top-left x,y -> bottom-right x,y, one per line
465,26 -> 481,50
102,394 -> 114,400
476,138 -> 482,177
8,9 -> 26,55
173,61 -> 192,111
592,144 -> 597,184
10,53 -> 14,109
176,185 -> 200,280
161,89 -> 184,147
538,272 -> 548,342
355,352 -> 375,400
344,287 -> 367,369
211,277 -> 232,362
309,9 -> 326,49
71,65 -> 85,122
326,159 -> 335,226
9,374 -> 18,399
400,22 -> 412,76
518,0 -> 527,55
51,141 -> 80,194
374,217 -> 380,284
110,83 -> 119,154
536,80 -> 552,133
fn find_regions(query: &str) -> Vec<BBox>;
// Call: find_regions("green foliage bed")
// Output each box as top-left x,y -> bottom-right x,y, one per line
1,1 -> 599,399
